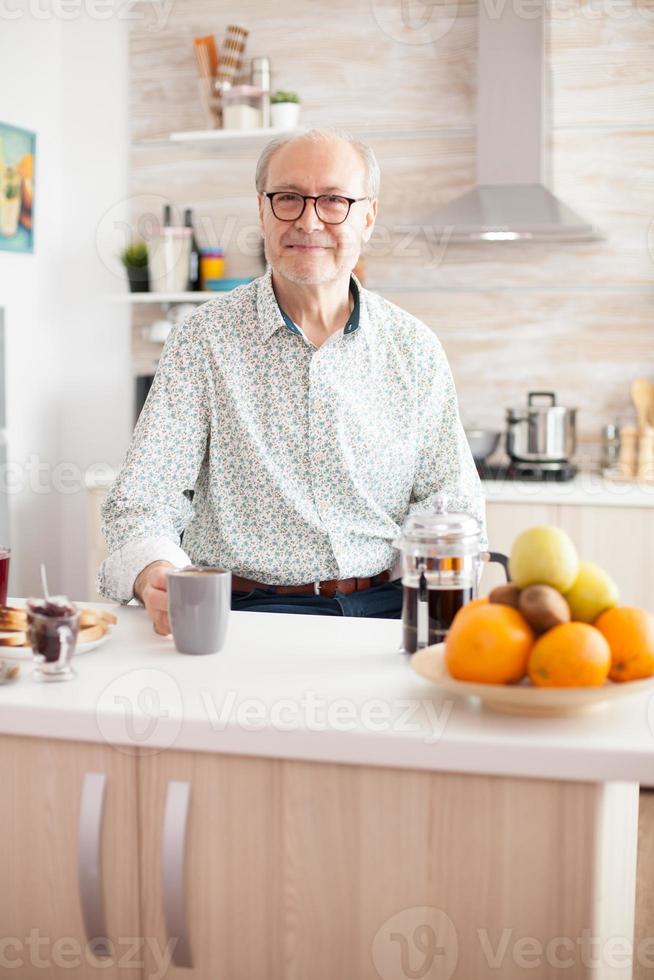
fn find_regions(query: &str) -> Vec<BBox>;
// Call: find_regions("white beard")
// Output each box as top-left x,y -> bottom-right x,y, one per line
264,241 -> 360,286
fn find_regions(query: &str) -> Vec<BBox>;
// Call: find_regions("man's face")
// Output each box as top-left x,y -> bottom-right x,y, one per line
258,137 -> 377,285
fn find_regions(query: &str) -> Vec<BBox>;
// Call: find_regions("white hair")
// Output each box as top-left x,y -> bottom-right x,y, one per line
255,126 -> 381,198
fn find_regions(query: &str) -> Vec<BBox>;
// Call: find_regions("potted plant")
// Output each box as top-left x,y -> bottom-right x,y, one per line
120,240 -> 150,293
270,90 -> 301,130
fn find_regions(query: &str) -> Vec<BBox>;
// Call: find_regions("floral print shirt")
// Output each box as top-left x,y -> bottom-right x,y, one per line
98,270 -> 485,603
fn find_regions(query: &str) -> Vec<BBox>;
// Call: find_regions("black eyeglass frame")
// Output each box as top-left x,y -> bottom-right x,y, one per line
263,191 -> 370,225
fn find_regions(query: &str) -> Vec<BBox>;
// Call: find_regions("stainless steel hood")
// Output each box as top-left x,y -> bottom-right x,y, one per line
432,0 -> 599,243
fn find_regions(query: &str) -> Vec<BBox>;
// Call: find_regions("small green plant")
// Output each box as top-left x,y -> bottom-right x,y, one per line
271,90 -> 300,104
120,241 -> 148,269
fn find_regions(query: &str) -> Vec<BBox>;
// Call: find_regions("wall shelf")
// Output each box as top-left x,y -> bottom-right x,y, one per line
133,127 -> 469,150
136,127 -> 300,149
107,292 -> 213,304
107,282 -> 654,305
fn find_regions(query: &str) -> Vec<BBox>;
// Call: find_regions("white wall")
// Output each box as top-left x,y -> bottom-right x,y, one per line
0,10 -> 131,600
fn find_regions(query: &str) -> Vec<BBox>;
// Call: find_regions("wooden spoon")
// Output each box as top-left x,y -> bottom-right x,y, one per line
631,378 -> 652,431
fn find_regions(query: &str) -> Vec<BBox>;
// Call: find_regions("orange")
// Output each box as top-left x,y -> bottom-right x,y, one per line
467,596 -> 489,608
450,595 -> 489,628
594,606 -> 654,682
445,603 -> 534,685
528,622 -> 610,688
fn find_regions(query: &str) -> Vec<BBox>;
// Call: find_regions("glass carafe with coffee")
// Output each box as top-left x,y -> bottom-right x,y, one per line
396,496 -> 509,654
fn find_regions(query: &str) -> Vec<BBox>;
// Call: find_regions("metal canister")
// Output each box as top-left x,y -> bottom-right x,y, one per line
250,56 -> 271,127
601,423 -> 620,471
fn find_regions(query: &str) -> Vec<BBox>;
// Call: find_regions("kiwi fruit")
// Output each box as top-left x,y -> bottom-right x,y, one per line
489,584 -> 521,609
518,584 -> 571,633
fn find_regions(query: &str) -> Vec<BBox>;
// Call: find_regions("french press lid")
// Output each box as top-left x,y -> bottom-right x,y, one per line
395,495 -> 481,558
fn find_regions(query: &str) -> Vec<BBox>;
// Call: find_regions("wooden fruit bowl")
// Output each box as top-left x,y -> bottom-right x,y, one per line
411,643 -> 654,717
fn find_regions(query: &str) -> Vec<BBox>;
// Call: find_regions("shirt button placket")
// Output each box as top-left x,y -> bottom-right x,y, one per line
308,352 -> 330,513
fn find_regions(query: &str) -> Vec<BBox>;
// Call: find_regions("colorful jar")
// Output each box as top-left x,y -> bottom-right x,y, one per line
200,248 -> 225,288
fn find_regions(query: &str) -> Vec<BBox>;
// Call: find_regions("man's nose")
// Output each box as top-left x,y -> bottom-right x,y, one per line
294,198 -> 324,233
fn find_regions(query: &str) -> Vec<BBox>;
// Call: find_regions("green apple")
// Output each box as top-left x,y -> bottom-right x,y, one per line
563,561 -> 619,623
509,525 -> 579,592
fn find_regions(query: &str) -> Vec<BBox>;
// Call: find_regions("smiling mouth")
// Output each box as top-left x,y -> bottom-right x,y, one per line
286,244 -> 330,251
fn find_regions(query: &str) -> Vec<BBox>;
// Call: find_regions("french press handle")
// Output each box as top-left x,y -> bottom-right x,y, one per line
481,551 -> 510,581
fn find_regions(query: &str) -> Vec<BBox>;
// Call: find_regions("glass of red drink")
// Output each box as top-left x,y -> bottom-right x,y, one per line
0,549 -> 10,607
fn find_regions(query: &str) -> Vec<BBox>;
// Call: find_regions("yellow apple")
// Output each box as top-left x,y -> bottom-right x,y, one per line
509,525 -> 579,592
564,561 -> 619,623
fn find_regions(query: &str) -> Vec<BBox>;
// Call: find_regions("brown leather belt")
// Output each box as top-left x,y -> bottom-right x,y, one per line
231,570 -> 391,598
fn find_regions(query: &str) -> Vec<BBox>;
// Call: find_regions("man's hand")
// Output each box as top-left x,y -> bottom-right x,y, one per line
134,560 -> 175,635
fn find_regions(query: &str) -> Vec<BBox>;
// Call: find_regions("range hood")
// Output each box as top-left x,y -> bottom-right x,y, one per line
432,0 -> 599,243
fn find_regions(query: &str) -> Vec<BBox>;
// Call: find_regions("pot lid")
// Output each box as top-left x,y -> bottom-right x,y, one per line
507,404 -> 576,419
507,391 -> 577,418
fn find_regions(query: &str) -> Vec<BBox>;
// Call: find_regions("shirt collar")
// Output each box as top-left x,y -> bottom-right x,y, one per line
255,269 -> 362,344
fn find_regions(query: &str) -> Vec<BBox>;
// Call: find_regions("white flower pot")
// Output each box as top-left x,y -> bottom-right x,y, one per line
270,102 -> 300,130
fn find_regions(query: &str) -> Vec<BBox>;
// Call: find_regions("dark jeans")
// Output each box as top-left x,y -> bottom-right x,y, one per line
231,580 -> 403,618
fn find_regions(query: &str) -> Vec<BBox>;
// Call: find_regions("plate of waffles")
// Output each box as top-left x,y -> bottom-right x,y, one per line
0,605 -> 117,661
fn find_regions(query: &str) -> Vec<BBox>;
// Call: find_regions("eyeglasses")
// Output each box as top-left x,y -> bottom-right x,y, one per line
264,191 -> 369,225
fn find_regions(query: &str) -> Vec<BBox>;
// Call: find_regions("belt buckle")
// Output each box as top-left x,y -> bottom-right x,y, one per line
314,580 -> 321,595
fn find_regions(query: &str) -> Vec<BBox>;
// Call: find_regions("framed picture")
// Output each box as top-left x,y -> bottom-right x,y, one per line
0,123 -> 36,254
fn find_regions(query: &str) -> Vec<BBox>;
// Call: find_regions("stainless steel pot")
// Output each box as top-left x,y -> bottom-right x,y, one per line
506,392 -> 577,463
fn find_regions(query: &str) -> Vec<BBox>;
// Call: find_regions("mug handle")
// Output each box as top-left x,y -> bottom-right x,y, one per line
481,551 -> 510,582
56,624 -> 75,669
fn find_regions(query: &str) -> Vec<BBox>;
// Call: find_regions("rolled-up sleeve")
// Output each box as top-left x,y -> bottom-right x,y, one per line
98,315 -> 212,603
408,333 -> 487,547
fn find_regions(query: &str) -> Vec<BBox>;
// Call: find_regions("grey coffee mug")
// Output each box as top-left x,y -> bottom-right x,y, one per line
167,566 -> 231,655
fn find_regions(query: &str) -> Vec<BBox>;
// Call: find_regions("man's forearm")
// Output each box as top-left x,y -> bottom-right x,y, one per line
97,535 -> 192,604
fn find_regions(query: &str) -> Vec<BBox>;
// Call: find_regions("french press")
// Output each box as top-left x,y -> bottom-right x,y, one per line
395,497 -> 509,654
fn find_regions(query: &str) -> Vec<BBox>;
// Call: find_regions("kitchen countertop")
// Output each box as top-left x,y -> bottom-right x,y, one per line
483,471 -> 654,507
85,466 -> 654,507
2,600 -> 654,785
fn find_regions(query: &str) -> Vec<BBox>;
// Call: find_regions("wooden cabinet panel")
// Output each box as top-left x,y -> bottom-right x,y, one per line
0,735 -> 141,980
635,790 -> 654,980
139,749 -> 637,980
281,763 -> 636,980
138,749 -> 283,980
558,504 -> 654,610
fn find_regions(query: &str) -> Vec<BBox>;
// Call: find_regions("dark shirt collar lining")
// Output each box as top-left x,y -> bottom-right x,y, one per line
276,276 -> 361,339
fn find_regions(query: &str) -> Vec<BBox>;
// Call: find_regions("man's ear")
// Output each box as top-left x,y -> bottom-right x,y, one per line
361,197 -> 378,244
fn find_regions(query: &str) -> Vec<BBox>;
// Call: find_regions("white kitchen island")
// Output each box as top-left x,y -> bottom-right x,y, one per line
1,602 -> 652,979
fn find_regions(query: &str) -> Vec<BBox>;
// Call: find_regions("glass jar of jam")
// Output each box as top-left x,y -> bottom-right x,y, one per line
26,596 -> 80,681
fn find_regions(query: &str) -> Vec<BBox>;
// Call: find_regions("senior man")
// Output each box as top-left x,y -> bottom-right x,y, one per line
99,128 -> 485,634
